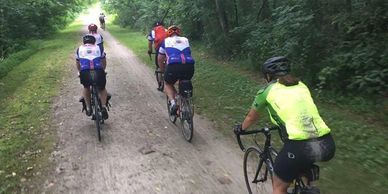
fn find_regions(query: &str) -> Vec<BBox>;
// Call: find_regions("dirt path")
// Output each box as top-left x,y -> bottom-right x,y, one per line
42,25 -> 252,193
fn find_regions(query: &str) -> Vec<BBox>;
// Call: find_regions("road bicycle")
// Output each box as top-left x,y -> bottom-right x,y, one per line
79,70 -> 111,141
149,52 -> 164,92
100,22 -> 105,31
167,80 -> 194,142
235,126 -> 321,194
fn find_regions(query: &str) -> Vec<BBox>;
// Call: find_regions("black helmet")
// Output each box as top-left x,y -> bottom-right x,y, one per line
83,35 -> 96,44
262,56 -> 290,76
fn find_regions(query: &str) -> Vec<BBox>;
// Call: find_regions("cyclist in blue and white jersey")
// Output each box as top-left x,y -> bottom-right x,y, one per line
88,24 -> 105,57
76,35 -> 108,119
158,25 -> 195,114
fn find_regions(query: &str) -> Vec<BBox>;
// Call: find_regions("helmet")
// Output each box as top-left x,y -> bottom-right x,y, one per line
83,35 -> 96,44
262,56 -> 290,76
88,24 -> 98,31
154,21 -> 164,27
167,25 -> 181,37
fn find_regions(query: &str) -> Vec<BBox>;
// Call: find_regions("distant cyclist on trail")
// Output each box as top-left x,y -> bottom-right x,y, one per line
99,13 -> 106,30
158,25 -> 195,115
234,56 -> 335,194
147,21 -> 167,67
88,24 -> 105,58
76,35 -> 109,120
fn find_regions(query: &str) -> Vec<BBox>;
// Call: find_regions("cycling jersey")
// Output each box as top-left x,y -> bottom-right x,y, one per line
89,33 -> 104,54
158,36 -> 195,65
252,81 -> 331,140
99,15 -> 105,23
76,44 -> 104,71
147,30 -> 155,42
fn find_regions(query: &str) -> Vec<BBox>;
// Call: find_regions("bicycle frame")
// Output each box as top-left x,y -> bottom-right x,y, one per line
235,126 -> 319,194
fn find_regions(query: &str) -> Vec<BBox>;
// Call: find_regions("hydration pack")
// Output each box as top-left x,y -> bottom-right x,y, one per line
153,25 -> 167,49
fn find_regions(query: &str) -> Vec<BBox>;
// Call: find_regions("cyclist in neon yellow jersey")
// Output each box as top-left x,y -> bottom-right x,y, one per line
236,56 -> 336,194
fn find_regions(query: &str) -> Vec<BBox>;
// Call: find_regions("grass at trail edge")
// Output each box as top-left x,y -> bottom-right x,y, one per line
0,23 -> 82,193
108,24 -> 388,194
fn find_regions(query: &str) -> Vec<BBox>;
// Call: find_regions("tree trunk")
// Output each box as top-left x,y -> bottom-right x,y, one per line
215,0 -> 228,33
234,0 -> 239,26
257,0 -> 270,21
346,0 -> 352,13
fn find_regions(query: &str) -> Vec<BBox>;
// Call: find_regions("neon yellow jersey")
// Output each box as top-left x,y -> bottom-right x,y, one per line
252,81 -> 331,140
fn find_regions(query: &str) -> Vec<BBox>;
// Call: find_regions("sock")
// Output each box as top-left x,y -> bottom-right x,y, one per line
170,99 -> 176,106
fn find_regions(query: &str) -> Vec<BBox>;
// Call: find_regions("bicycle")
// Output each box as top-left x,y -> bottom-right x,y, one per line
167,80 -> 194,142
100,21 -> 105,31
234,126 -> 320,194
149,52 -> 164,92
79,70 -> 111,141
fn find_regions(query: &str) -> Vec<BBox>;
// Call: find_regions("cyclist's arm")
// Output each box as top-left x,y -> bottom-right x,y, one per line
158,41 -> 166,70
242,85 -> 271,130
158,53 -> 166,70
76,60 -> 81,72
147,31 -> 154,52
242,109 -> 260,130
148,41 -> 153,52
75,49 -> 81,71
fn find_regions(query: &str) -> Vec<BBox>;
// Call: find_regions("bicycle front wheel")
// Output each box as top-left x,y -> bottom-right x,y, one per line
244,147 -> 274,194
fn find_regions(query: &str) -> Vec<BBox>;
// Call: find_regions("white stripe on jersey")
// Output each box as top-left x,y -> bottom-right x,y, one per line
77,44 -> 102,60
164,36 -> 190,51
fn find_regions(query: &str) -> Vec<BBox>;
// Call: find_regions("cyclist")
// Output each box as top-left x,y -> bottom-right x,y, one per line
88,24 -> 105,58
235,56 -> 335,194
147,21 -> 167,66
76,35 -> 109,120
99,13 -> 105,29
158,25 -> 195,115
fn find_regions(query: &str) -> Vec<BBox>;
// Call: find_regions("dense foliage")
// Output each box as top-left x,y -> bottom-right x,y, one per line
0,0 -> 89,59
104,0 -> 387,96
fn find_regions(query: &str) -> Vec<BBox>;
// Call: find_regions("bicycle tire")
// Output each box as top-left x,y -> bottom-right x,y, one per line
92,88 -> 102,141
180,97 -> 193,142
244,147 -> 274,194
155,68 -> 164,91
166,96 -> 177,123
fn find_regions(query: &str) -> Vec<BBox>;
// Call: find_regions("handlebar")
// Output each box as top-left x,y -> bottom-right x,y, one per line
235,126 -> 279,152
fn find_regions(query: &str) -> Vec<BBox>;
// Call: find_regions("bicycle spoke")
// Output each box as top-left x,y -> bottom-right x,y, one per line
244,147 -> 273,194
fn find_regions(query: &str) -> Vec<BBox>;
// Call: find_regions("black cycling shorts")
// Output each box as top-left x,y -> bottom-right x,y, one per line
273,134 -> 335,183
164,63 -> 194,84
80,69 -> 106,90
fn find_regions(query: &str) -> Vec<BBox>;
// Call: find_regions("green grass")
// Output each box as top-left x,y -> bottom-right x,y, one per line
108,24 -> 388,194
0,23 -> 82,193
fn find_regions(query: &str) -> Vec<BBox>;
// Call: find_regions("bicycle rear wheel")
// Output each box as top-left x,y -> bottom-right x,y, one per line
92,88 -> 102,141
180,97 -> 193,142
166,96 -> 177,123
244,147 -> 273,194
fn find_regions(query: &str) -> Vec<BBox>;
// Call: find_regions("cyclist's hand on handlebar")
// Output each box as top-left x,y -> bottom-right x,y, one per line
234,124 -> 243,135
